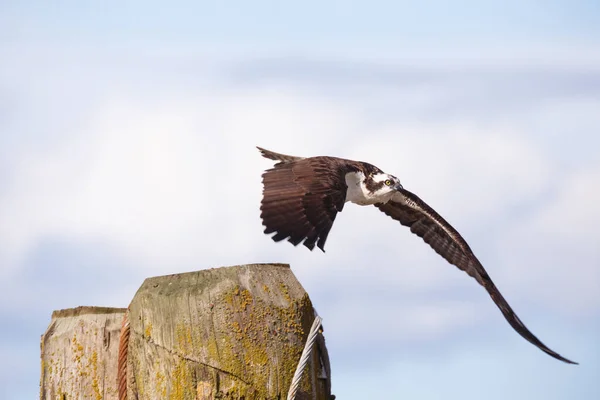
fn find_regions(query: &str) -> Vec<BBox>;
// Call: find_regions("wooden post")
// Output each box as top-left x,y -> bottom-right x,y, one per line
40,306 -> 127,400
39,264 -> 333,399
123,263 -> 332,399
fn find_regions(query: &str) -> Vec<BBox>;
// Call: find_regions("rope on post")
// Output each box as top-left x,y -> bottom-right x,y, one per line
117,311 -> 130,400
287,314 -> 323,400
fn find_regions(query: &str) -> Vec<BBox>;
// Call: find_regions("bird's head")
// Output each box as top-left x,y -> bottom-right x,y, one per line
365,171 -> 404,201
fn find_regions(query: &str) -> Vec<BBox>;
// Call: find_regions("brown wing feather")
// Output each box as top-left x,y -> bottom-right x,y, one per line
376,188 -> 577,364
260,157 -> 347,251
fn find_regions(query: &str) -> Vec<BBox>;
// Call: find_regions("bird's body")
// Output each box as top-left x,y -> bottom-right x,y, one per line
257,146 -> 577,364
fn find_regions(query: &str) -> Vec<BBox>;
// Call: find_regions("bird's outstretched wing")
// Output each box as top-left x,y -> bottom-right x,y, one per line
376,188 -> 577,364
260,156 -> 347,251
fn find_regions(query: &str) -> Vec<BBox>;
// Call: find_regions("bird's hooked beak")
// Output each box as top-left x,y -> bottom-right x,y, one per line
394,182 -> 404,191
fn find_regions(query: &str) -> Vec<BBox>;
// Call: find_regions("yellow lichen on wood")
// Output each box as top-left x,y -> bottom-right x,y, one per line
155,368 -> 167,398
89,350 -> 102,400
168,358 -> 194,400
144,322 -> 153,339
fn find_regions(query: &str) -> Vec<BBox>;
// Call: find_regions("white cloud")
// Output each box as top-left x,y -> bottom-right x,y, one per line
0,85 -> 363,276
324,297 -> 484,349
495,165 -> 600,314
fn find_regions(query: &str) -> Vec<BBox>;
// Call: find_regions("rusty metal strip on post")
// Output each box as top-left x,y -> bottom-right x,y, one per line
118,311 -> 130,400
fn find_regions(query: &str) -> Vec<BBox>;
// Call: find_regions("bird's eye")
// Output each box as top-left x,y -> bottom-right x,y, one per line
384,179 -> 392,186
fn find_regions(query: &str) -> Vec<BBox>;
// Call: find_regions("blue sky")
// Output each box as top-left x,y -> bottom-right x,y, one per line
1,2 -> 599,399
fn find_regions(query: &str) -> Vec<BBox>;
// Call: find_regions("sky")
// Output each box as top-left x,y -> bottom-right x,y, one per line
1,1 -> 599,399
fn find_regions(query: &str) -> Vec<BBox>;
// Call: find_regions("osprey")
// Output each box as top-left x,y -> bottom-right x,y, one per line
257,146 -> 577,364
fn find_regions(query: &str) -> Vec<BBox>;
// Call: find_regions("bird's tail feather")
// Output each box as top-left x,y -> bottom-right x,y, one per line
257,146 -> 303,164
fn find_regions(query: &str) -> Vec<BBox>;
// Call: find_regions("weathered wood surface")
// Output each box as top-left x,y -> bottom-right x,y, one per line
125,263 -> 332,400
40,306 -> 127,400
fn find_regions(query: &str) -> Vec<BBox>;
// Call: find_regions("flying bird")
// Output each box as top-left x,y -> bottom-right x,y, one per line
257,146 -> 577,364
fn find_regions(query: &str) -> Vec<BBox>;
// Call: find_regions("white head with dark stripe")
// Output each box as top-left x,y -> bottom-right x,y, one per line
344,163 -> 403,206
